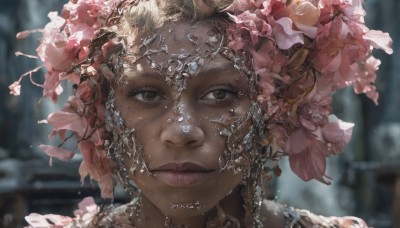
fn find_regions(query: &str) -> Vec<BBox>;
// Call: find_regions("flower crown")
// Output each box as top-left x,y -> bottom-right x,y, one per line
10,0 -> 392,198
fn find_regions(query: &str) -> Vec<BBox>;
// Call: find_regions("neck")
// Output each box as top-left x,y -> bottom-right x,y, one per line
134,186 -> 245,228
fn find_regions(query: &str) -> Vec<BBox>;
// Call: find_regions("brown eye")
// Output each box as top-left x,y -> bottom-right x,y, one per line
212,90 -> 227,100
202,87 -> 237,101
140,91 -> 158,101
129,89 -> 161,102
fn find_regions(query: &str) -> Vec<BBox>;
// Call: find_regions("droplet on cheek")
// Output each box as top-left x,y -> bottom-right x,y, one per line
177,116 -> 184,122
219,128 -> 231,137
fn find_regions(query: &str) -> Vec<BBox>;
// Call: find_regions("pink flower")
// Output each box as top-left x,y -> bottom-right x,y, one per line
350,55 -> 381,104
321,115 -> 354,155
285,128 -> 332,183
47,97 -> 89,139
78,141 -> 114,199
228,10 -> 272,45
270,17 -> 304,50
287,0 -> 320,38
37,12 -> 71,69
226,27 -> 246,51
38,144 -> 75,162
314,15 -> 368,86
9,81 -> 21,95
363,30 -> 393,54
224,0 -> 264,13
25,213 -> 73,227
25,197 -> 100,227
47,96 -> 102,144
329,216 -> 368,228
42,70 -> 64,102
265,123 -> 288,155
288,0 -> 320,27
250,41 -> 287,75
73,196 -> 99,225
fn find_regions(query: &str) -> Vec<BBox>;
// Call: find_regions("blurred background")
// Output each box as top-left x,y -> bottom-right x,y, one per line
0,0 -> 399,227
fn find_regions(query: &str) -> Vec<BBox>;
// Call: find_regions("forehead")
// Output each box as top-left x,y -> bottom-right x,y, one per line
123,19 -> 237,79
156,19 -> 220,52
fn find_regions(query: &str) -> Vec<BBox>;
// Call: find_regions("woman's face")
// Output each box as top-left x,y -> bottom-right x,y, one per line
112,19 -> 252,218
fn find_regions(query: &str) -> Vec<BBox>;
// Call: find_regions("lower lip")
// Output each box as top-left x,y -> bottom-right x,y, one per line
154,171 -> 213,187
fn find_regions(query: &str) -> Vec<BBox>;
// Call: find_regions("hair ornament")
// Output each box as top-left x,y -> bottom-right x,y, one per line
9,0 -> 393,197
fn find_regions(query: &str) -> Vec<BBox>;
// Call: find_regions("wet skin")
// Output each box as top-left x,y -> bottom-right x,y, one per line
113,20 -> 252,227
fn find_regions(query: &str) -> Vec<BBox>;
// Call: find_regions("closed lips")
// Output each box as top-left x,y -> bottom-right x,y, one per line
152,162 -> 214,187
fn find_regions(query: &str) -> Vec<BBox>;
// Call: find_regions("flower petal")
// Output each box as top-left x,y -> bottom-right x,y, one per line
38,144 -> 75,161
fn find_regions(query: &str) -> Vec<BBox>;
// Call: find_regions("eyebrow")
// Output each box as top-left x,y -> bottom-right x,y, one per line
122,61 -> 236,80
198,61 -> 237,75
123,68 -> 162,80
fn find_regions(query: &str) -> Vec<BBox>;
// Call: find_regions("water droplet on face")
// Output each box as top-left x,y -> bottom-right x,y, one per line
188,61 -> 198,74
181,125 -> 191,133
167,118 -> 173,124
219,128 -> 232,136
178,116 -> 184,122
209,34 -> 218,43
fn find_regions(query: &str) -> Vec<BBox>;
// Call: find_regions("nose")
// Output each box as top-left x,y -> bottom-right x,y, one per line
160,118 -> 205,148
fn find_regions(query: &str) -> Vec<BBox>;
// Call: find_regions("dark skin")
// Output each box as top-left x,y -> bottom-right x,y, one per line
107,18 -> 355,228
113,20 -> 253,227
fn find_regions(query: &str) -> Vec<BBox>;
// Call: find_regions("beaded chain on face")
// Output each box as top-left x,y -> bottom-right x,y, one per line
11,0 -> 393,227
102,19 -> 281,227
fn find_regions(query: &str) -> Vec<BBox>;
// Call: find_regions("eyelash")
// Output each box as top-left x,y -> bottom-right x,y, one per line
127,85 -> 239,104
201,85 -> 239,102
128,87 -> 164,103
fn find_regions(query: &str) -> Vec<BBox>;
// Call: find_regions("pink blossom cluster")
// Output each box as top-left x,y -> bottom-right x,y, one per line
225,0 -> 392,183
10,0 -> 393,198
10,0 -> 120,198
25,197 -> 99,227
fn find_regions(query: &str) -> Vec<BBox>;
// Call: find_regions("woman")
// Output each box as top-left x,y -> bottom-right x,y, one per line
12,0 -> 392,227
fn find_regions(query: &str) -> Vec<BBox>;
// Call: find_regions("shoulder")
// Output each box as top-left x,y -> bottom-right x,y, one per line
260,200 -> 368,228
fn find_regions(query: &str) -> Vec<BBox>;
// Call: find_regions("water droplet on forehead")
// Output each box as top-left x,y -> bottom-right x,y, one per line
209,34 -> 218,43
188,61 -> 198,74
